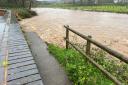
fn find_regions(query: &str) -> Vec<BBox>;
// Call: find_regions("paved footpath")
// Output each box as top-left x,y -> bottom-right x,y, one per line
0,12 -> 44,85
25,32 -> 71,85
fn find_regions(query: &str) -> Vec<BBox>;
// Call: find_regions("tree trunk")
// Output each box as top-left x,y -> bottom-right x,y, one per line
73,0 -> 75,4
29,0 -> 32,10
22,0 -> 25,7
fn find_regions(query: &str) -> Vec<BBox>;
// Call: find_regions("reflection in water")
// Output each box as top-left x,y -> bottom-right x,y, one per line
21,8 -> 128,55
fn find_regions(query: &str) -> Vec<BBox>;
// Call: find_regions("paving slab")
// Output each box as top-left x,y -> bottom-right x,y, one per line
8,59 -> 35,69
25,80 -> 43,85
8,74 -> 43,85
8,53 -> 32,61
8,69 -> 39,81
8,57 -> 33,65
8,64 -> 37,75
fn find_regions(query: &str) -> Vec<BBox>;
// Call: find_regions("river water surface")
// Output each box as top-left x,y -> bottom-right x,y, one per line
20,8 -> 128,56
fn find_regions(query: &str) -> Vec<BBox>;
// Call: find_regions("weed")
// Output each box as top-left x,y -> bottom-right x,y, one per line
48,44 -> 114,85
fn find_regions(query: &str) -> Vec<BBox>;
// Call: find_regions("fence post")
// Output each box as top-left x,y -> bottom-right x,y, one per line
86,35 -> 92,55
66,25 -> 69,49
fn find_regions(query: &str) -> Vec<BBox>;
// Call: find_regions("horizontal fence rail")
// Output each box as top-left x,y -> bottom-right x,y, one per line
64,25 -> 128,85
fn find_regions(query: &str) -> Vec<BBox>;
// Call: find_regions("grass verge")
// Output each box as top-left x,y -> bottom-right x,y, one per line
37,3 -> 128,14
12,8 -> 37,20
48,44 -> 114,85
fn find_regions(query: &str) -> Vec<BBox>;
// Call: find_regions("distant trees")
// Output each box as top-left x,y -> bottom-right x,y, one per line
117,0 -> 128,4
0,0 -> 34,9
87,0 -> 114,5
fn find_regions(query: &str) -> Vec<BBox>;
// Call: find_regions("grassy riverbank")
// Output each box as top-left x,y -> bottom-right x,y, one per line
37,3 -> 128,14
0,4 -> 37,20
12,8 -> 37,20
48,44 -> 113,85
48,44 -> 128,85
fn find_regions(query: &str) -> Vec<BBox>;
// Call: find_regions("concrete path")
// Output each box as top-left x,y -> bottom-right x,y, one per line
25,32 -> 71,85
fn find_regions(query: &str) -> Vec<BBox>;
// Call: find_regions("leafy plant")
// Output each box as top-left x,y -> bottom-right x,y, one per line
13,8 -> 37,20
48,44 -> 114,85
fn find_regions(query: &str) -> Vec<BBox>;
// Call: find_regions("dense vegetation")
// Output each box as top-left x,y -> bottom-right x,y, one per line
0,0 -> 33,9
36,3 -> 128,14
0,0 -> 36,19
48,44 -> 113,85
48,44 -> 128,85
12,8 -> 37,20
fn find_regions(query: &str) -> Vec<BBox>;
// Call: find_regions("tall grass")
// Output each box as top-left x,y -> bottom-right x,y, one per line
48,44 -> 114,85
48,44 -> 128,85
10,8 -> 37,20
0,2 -> 37,20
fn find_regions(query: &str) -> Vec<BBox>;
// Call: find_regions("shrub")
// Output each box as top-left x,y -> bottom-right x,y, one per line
13,8 -> 37,20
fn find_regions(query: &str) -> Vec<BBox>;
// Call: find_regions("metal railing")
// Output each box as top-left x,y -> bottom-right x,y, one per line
64,25 -> 128,85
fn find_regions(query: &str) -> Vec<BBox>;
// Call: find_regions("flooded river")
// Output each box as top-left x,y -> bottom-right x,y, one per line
20,8 -> 128,56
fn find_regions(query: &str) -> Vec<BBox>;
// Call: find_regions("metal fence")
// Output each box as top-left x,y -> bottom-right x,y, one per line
64,25 -> 128,85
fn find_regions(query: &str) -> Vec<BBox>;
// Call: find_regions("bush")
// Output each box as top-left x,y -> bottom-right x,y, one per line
18,9 -> 31,19
29,10 -> 37,16
13,8 -> 37,20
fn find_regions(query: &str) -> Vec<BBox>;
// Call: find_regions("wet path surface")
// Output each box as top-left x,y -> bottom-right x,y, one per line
0,16 -> 7,84
20,8 -> 128,56
0,13 -> 44,85
0,16 -> 6,45
25,32 -> 71,85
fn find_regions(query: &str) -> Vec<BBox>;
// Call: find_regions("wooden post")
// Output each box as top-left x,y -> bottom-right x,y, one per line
66,25 -> 69,49
86,35 -> 92,55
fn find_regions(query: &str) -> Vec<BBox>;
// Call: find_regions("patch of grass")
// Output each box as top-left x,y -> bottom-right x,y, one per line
12,8 -> 37,20
48,44 -> 114,85
37,3 -> 128,14
0,1 -> 37,20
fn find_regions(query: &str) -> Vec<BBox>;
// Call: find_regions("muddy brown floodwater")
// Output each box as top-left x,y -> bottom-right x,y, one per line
20,8 -> 128,56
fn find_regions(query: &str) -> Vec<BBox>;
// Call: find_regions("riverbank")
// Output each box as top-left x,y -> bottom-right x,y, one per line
48,44 -> 128,85
36,4 -> 128,14
12,8 -> 37,20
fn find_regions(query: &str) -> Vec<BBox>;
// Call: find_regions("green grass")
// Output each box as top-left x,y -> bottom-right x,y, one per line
0,3 -> 37,20
48,44 -> 114,85
12,8 -> 37,20
37,3 -> 128,14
